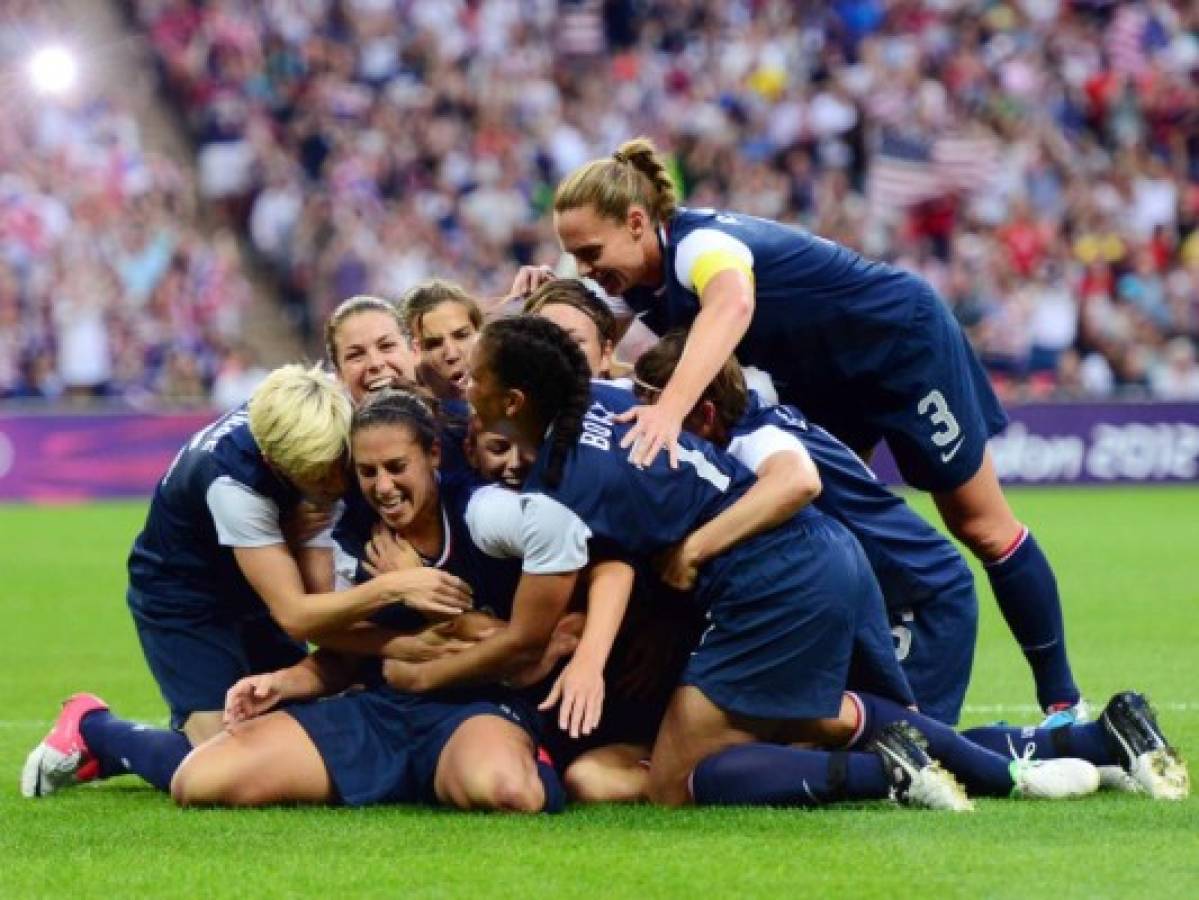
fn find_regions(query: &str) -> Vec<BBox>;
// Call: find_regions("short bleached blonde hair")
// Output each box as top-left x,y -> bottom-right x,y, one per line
248,363 -> 351,484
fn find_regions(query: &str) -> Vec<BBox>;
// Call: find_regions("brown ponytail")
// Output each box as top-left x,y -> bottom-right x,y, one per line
554,136 -> 678,225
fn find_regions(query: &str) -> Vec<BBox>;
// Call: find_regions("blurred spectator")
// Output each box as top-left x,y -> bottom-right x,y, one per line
0,4 -> 254,407
86,1 -> 1199,401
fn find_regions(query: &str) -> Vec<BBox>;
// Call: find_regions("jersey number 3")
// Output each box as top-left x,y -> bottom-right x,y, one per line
917,389 -> 963,462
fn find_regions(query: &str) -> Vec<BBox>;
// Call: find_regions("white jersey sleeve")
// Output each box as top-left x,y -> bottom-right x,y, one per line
465,484 -> 527,559
726,424 -> 808,474
206,476 -> 285,547
518,493 -> 591,574
674,228 -> 755,292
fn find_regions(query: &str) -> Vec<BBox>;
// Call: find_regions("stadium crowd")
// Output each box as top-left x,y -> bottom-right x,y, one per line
2,2 -> 1198,405
130,0 -> 1199,402
0,3 -> 259,406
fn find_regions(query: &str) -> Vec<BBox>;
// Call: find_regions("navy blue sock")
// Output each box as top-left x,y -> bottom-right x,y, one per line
80,710 -> 193,792
690,743 -> 888,806
850,692 -> 1015,797
984,529 -> 1080,710
960,722 -> 1116,766
537,760 -> 567,813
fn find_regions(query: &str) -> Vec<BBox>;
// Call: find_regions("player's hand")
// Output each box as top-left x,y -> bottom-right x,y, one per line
376,569 -> 473,618
615,402 -> 682,469
363,523 -> 422,576
505,612 -> 584,689
282,500 -> 335,546
224,672 -> 288,728
539,657 -> 605,739
656,535 -> 702,592
509,265 -> 556,298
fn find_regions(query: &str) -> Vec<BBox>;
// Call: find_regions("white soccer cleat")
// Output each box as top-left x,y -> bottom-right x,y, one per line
871,721 -> 974,812
1097,765 -> 1142,794
1100,691 -> 1190,801
1010,756 -> 1100,799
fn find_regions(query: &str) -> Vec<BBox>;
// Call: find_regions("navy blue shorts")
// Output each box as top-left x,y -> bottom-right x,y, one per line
128,589 -> 306,730
890,575 -> 978,726
802,289 -> 1008,493
684,515 -> 913,721
286,686 -> 540,807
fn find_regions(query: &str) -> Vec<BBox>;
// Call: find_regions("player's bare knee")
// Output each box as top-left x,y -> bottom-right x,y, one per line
464,759 -> 543,812
563,756 -> 642,803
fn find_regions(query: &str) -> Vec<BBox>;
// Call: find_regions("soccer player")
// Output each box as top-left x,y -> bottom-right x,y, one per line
633,330 -> 977,725
165,390 -> 566,811
387,316 -> 1099,809
400,279 -> 483,406
534,137 -> 1084,723
22,368 -> 471,798
324,294 -> 421,403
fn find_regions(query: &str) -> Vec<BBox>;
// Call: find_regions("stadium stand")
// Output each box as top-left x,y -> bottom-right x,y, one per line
4,2 -> 1198,404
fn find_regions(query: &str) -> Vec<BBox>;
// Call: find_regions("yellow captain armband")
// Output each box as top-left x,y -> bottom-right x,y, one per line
690,249 -> 754,296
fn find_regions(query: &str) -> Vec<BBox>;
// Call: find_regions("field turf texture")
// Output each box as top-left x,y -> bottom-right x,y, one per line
1,489 -> 1197,898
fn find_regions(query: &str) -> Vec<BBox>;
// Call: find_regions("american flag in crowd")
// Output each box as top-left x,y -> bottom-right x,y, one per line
867,128 -> 1003,214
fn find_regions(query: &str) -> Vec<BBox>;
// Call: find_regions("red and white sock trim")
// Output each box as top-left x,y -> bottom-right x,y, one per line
844,691 -> 867,749
987,524 -> 1029,568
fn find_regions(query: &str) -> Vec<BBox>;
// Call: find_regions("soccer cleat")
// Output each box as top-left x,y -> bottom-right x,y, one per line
1009,755 -> 1100,799
21,693 -> 108,798
1039,697 -> 1092,729
1097,765 -> 1142,794
871,721 -> 974,812
1100,691 -> 1189,801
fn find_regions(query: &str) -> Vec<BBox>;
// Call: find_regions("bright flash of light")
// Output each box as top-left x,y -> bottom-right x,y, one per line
28,45 -> 79,96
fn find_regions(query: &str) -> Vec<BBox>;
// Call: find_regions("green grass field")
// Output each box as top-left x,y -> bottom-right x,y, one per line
2,489 -> 1197,898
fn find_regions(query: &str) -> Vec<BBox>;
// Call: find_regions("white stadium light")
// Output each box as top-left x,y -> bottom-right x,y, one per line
28,45 -> 79,96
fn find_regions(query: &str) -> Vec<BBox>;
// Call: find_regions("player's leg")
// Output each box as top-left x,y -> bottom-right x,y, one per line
21,693 -> 193,798
960,692 -> 1189,800
562,743 -> 650,803
434,714 -> 562,812
931,453 -> 1081,716
881,298 -> 1082,717
845,691 -> 1098,799
170,711 -> 334,806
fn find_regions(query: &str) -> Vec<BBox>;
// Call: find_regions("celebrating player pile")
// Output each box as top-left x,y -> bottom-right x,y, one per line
23,138 -> 1188,812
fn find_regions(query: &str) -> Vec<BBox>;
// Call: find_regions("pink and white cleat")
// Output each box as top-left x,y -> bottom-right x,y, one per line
21,693 -> 109,798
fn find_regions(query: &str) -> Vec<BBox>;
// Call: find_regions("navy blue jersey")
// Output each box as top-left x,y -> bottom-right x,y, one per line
333,473 -> 522,630
729,393 -> 970,609
520,381 -> 818,595
624,207 -> 927,399
127,406 -> 302,617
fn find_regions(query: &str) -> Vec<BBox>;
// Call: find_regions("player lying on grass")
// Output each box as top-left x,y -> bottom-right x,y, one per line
28,390 -> 572,811
518,136 -> 1086,726
382,316 -> 1106,810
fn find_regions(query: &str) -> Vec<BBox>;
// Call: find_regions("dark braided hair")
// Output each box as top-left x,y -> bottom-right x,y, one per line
351,388 -> 439,453
479,315 -> 591,488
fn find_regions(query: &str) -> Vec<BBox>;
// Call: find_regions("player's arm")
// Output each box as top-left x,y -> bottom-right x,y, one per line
383,491 -> 590,692
658,443 -> 819,591
224,647 -> 359,725
234,544 -> 472,641
383,570 -> 579,692
539,558 -> 635,737
620,231 -> 755,466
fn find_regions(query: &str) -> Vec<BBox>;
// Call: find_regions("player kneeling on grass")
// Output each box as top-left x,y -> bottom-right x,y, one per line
22,369 -> 471,799
165,390 -> 569,811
